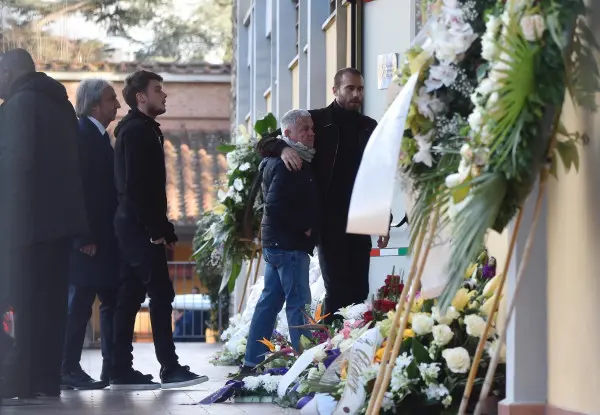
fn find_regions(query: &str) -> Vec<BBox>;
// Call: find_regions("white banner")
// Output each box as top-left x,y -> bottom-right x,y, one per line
346,72 -> 420,236
333,328 -> 383,415
277,343 -> 327,399
403,192 -> 451,299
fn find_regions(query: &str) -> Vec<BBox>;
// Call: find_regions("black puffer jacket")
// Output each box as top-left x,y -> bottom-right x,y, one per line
260,157 -> 319,254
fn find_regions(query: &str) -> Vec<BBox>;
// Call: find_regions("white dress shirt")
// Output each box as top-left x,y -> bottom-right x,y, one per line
87,116 -> 106,136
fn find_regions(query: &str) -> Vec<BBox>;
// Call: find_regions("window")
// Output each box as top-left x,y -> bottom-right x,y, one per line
266,0 -> 272,37
294,0 -> 300,54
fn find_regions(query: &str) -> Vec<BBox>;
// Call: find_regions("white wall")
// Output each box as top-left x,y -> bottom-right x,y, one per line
363,0 -> 415,294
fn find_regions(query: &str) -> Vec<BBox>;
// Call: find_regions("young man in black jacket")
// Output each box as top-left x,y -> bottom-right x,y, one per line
257,68 -> 390,322
111,70 -> 207,390
238,109 -> 319,376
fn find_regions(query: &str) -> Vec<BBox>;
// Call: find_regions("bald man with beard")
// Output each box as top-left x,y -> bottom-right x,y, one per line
0,49 -> 87,400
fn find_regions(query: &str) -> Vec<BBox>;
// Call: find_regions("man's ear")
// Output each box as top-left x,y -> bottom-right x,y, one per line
283,128 -> 292,137
332,86 -> 338,97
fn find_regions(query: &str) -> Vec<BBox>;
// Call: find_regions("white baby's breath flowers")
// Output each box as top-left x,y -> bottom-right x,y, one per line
442,347 -> 471,374
520,14 -> 546,42
418,362 -> 441,384
242,376 -> 261,391
411,313 -> 435,336
442,395 -> 453,408
423,383 -> 450,401
464,314 -> 488,338
432,324 -> 454,347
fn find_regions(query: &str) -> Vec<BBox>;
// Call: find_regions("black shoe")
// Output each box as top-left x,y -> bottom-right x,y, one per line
110,369 -> 160,391
159,365 -> 208,389
61,368 -> 107,391
230,365 -> 258,381
102,367 -> 153,384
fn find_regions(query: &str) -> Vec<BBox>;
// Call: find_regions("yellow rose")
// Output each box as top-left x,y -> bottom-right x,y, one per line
465,263 -> 477,279
483,275 -> 501,298
452,288 -> 474,312
411,297 -> 424,313
403,328 -> 415,339
375,342 -> 387,363
480,294 -> 501,317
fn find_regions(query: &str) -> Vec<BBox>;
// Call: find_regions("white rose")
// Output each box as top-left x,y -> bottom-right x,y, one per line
313,349 -> 327,363
464,314 -> 488,338
520,14 -> 546,42
442,347 -> 471,373
486,339 -> 507,363
236,343 -> 247,355
468,108 -> 483,132
233,178 -> 244,191
239,162 -> 252,172
460,144 -> 473,161
411,313 -> 434,336
481,37 -> 498,61
473,148 -> 490,166
432,324 -> 454,346
432,306 -> 460,325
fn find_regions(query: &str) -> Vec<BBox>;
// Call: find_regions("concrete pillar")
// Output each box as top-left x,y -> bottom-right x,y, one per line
252,0 -> 270,121
298,0 -> 308,108
274,0 -> 296,118
306,0 -> 329,109
499,185 -> 548,415
235,2 -> 251,127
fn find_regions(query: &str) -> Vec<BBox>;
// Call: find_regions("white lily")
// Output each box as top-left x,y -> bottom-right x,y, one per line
413,132 -> 434,167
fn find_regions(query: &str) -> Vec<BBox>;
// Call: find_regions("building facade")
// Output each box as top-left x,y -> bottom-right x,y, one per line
235,1 -> 600,415
45,61 -> 232,261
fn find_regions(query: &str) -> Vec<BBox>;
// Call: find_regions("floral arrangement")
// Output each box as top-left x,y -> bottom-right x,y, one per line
395,0 -> 598,310
192,212 -> 229,334
194,113 -> 278,292
203,250 -> 506,414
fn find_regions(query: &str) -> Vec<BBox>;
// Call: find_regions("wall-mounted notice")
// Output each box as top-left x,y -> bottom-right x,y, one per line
377,53 -> 399,90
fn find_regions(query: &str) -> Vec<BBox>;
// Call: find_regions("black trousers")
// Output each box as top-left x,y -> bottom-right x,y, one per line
318,231 -> 371,323
7,237 -> 71,396
112,221 -> 178,374
62,284 -> 116,375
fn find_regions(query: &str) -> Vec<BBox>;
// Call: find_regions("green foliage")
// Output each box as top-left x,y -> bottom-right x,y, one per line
192,212 -> 229,334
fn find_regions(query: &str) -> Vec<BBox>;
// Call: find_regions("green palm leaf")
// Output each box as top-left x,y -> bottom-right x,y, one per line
438,173 -> 507,311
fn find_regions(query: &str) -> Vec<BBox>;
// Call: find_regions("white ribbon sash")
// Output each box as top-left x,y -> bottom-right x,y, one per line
346,72 -> 420,236
333,328 -> 383,415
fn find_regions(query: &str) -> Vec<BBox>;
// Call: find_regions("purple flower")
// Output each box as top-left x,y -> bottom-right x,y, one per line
323,348 -> 341,368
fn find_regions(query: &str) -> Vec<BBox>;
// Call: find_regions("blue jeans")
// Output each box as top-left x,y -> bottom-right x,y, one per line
244,248 -> 311,367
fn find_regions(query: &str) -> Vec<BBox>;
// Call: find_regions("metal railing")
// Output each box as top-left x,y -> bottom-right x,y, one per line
88,261 -> 213,344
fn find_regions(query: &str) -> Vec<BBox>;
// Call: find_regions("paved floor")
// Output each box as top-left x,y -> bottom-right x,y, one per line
1,343 -> 298,415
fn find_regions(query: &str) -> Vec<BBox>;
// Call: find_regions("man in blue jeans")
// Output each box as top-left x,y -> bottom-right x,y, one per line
237,109 -> 319,377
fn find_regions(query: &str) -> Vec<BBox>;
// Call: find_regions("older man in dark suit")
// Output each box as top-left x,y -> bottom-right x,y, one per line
60,79 -> 123,390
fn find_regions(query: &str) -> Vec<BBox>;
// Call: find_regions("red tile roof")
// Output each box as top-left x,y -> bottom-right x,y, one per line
162,130 -> 230,227
36,61 -> 231,75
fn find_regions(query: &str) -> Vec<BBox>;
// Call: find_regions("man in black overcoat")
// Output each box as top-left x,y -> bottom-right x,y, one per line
60,79 -> 124,390
0,49 -> 87,399
257,68 -> 391,322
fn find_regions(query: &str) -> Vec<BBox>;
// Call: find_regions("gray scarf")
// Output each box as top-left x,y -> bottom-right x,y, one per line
281,136 -> 316,163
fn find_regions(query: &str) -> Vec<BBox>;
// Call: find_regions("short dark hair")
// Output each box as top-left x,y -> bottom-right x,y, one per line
333,68 -> 363,88
122,70 -> 163,109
